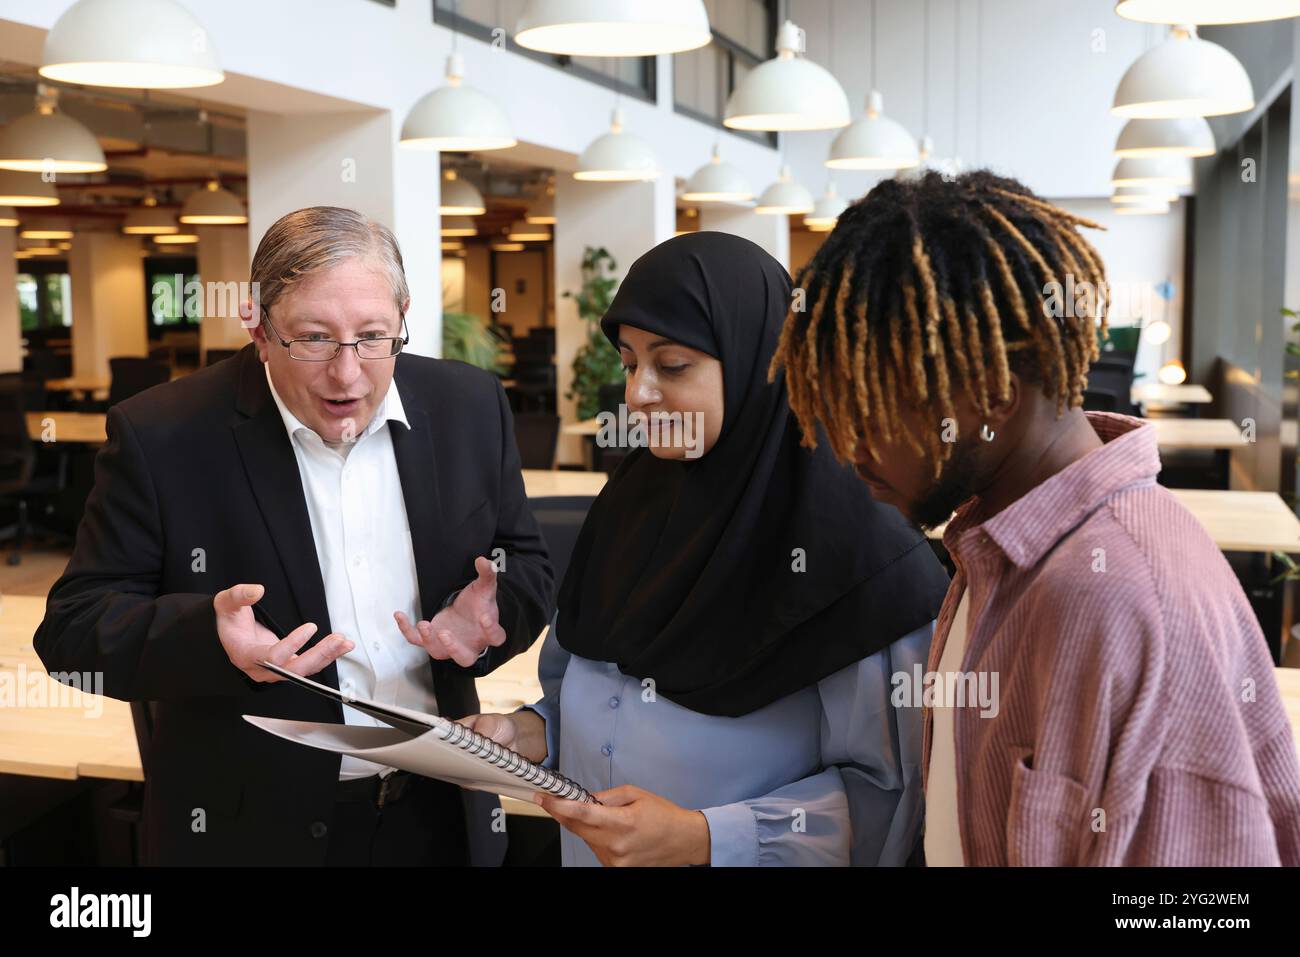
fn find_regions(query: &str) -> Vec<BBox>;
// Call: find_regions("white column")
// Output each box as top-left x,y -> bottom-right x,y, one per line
553,175 -> 674,465
0,227 -> 18,373
196,225 -> 252,356
68,233 -> 147,380
245,110 -> 440,357
697,205 -> 791,271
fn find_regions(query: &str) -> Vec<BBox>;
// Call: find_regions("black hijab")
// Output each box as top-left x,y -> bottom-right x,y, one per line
555,231 -> 949,717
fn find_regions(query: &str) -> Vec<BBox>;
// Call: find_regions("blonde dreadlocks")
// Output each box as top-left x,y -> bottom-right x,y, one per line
770,170 -> 1109,476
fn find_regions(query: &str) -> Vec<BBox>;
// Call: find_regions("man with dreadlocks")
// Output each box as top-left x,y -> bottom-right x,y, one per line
771,169 -> 1300,866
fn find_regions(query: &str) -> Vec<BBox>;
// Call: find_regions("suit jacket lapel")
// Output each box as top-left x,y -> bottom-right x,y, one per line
389,360 -> 444,622
230,348 -> 335,653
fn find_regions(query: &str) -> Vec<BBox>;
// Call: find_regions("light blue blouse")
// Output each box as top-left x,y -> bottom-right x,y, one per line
522,618 -> 933,866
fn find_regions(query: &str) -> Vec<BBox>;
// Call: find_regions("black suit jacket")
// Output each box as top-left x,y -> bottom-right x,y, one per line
34,344 -> 554,865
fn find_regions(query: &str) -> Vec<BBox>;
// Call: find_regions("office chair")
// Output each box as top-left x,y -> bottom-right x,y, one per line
0,373 -> 68,565
107,357 -> 170,407
512,413 -> 561,470
527,495 -> 595,586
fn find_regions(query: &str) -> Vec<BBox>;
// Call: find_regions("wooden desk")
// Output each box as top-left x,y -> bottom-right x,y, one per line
561,417 -> 602,438
521,468 -> 607,497
0,594 -> 142,781
926,489 -> 1300,555
44,376 -> 110,394
1149,418 -> 1248,451
1131,382 -> 1213,406
26,411 -> 107,444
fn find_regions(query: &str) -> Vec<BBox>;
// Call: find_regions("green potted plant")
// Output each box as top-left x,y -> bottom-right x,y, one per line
564,245 -> 623,421
441,290 -> 505,374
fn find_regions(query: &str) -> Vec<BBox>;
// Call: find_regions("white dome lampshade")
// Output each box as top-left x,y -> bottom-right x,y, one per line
441,216 -> 478,237
1111,184 -> 1178,204
401,53 -> 516,152
507,219 -> 550,241
1112,25 -> 1253,118
39,0 -> 224,89
804,182 -> 848,231
20,220 -> 74,240
724,20 -> 851,132
681,146 -> 754,203
1114,200 -> 1172,215
1112,156 -> 1193,187
755,166 -> 814,215
179,181 -> 247,224
826,91 -> 920,170
515,0 -> 711,56
440,171 -> 486,215
0,206 -> 18,227
0,106 -> 106,174
122,198 -> 180,235
0,170 -> 60,207
574,109 -> 658,182
1115,116 -> 1215,157
1159,360 -> 1187,384
1115,1 -> 1300,24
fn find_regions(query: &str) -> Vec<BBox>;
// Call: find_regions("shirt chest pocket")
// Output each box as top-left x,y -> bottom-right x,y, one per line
1005,747 -> 1092,866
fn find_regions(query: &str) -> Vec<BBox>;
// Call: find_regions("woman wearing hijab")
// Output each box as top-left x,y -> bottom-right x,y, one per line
463,232 -> 949,866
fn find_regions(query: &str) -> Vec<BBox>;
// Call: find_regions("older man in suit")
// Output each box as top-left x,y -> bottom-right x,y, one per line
35,206 -> 554,865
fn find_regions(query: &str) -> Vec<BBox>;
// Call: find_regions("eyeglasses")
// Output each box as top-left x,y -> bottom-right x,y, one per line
261,311 -> 409,361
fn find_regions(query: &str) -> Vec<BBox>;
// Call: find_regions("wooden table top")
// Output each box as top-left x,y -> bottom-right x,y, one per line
1149,417 -> 1249,450
561,418 -> 603,437
926,488 -> 1300,554
0,594 -> 142,782
1131,382 -> 1213,405
26,411 -> 108,444
521,468 -> 607,497
43,376 -> 111,393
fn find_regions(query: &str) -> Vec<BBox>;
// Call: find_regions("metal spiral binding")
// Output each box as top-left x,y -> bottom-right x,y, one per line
439,720 -> 594,802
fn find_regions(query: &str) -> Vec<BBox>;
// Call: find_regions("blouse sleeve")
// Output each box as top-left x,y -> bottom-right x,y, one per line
517,613 -> 570,770
700,620 -> 933,867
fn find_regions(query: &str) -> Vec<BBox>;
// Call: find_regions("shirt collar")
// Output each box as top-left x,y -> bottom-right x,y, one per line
943,412 -> 1160,571
264,360 -> 409,444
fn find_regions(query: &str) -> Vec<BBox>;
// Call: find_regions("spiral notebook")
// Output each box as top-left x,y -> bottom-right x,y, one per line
241,660 -> 596,804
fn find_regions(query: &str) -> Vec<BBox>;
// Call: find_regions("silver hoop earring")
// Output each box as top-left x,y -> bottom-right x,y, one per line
980,424 -> 996,442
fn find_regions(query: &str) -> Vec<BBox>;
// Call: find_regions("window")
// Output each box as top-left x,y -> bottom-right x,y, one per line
16,261 -> 72,333
433,0 -> 655,102
674,0 -> 776,143
145,256 -> 200,335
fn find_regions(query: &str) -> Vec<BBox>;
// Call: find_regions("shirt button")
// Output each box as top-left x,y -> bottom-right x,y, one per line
600,744 -> 612,757
608,697 -> 620,709
309,821 -> 328,839
353,554 -> 364,567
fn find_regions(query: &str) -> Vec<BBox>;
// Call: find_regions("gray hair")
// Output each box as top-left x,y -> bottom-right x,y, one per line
250,206 -> 409,318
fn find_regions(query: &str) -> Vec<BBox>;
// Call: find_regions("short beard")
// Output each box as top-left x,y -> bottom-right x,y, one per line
910,437 -> 983,531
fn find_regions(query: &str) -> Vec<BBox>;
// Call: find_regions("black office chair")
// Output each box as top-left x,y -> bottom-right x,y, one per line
0,373 -> 68,565
203,348 -> 239,367
1081,388 -> 1120,412
107,357 -> 170,407
512,413 -> 560,470
528,495 -> 595,586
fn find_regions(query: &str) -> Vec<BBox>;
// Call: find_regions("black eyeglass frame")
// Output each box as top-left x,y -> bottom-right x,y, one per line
260,310 -> 410,361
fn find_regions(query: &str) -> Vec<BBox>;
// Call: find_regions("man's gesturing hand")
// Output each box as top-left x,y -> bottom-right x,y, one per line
394,556 -> 507,667
214,583 -> 354,682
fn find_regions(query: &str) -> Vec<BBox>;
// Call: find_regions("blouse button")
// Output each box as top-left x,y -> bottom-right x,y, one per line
608,696 -> 620,709
601,744 -> 612,757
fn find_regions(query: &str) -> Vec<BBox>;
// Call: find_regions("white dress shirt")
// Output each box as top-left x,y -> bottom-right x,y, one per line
265,363 -> 437,780
924,587 -> 970,866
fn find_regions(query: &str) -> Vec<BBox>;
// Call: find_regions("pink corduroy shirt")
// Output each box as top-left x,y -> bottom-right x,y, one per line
923,412 -> 1300,865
